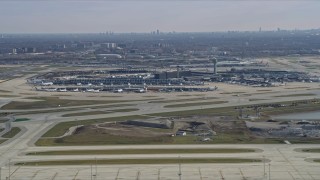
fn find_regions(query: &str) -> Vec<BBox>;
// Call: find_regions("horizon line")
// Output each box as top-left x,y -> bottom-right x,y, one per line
1,28 -> 320,35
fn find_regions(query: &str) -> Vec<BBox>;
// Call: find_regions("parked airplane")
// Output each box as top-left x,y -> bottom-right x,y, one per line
114,89 -> 123,93
58,88 -> 67,92
135,89 -> 146,93
86,89 -> 100,93
41,82 -> 53,86
43,88 -> 57,92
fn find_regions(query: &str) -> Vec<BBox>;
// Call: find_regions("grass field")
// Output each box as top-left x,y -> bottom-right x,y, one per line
261,104 -> 320,116
249,99 -> 266,101
0,89 -> 10,93
301,149 -> 320,153
36,130 -> 285,146
0,139 -> 6,144
287,139 -> 320,144
0,119 -> 8,123
62,111 -> 111,117
1,97 -> 128,110
15,158 -> 262,166
284,87 -> 310,89
35,99 -> 320,146
148,100 -> 320,117
26,148 -> 257,155
101,95 -> 122,97
307,88 -> 320,91
16,104 -> 136,115
0,94 -> 18,98
36,133 -> 173,146
1,127 -> 21,138
273,93 -> 316,97
62,108 -> 139,117
14,118 -> 31,122
19,93 -> 37,95
147,106 -> 239,117
40,115 -> 148,138
111,108 -> 140,113
51,94 -> 71,97
149,97 -> 218,104
164,101 -> 227,108
244,91 -> 280,96
256,89 -> 272,92
15,108 -> 85,115
220,92 -> 246,94
177,94 -> 206,97
89,104 -> 134,109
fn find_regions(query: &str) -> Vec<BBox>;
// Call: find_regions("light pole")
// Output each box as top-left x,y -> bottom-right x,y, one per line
158,167 -> 165,180
90,164 -> 92,180
178,156 -> 182,180
136,171 -> 140,180
263,156 -> 266,177
95,158 -> 97,180
198,167 -> 203,180
268,163 -> 271,180
8,159 -> 10,180
115,168 -> 122,180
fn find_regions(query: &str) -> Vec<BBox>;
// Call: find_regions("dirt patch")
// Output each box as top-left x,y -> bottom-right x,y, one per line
80,123 -> 173,138
90,115 -> 247,140
246,119 -> 320,138
172,115 -> 241,135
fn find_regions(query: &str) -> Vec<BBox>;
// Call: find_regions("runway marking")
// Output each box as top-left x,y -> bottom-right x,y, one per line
219,170 -> 225,180
10,165 -> 21,177
30,169 -> 41,180
115,168 -> 120,180
72,169 -> 80,180
277,148 -> 305,180
136,171 -> 141,180
239,168 -> 247,180
307,172 -> 315,180
288,171 -> 296,180
157,168 -> 161,180
198,167 -> 203,180
0,117 -> 53,167
51,172 -> 58,180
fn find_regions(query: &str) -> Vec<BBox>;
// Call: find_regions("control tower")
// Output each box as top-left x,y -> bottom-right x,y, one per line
210,57 -> 218,74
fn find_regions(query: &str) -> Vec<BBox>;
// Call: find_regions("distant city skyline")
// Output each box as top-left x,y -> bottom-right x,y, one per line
0,1 -> 320,33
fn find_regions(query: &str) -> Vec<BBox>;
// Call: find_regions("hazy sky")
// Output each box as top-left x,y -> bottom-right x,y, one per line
0,1 -> 320,33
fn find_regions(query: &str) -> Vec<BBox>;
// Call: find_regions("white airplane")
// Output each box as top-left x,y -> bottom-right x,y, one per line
135,89 -> 146,93
41,82 -> 53,86
86,88 -> 95,92
58,88 -> 67,92
44,88 -> 57,92
86,89 -> 100,93
73,88 -> 79,92
114,89 -> 123,93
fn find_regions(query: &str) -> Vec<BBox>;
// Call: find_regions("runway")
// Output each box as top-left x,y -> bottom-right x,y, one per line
2,144 -> 320,180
